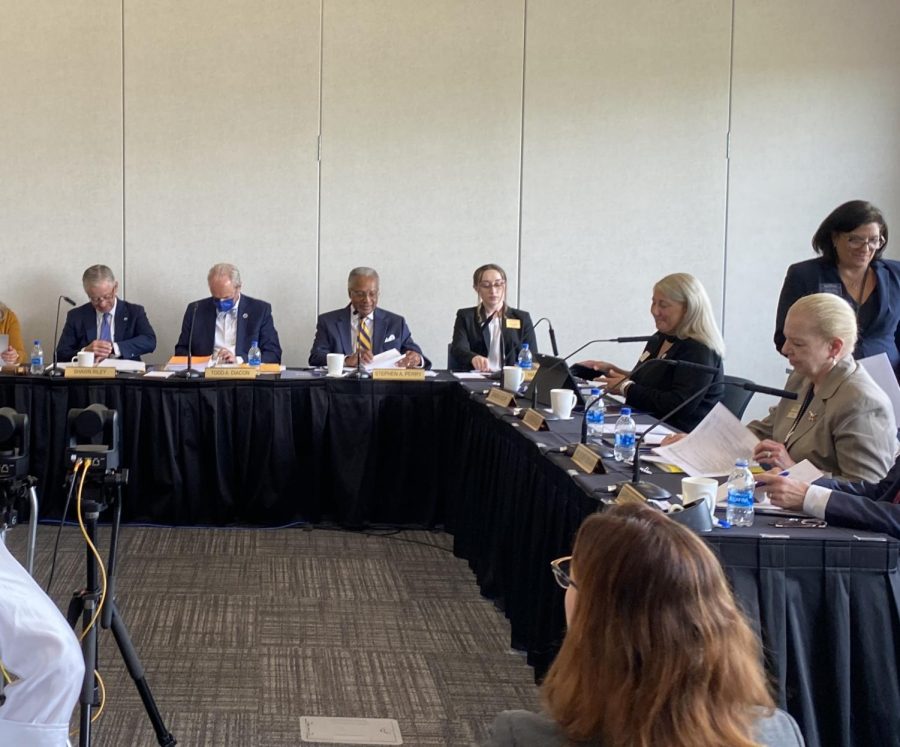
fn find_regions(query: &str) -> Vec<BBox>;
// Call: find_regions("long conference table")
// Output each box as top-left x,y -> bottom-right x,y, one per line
2,371 -> 899,747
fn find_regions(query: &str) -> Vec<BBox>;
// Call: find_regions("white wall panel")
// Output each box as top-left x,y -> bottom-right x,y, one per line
520,0 -> 731,366
726,0 -> 900,419
124,0 -> 321,364
0,1 -> 122,349
318,0 -> 524,367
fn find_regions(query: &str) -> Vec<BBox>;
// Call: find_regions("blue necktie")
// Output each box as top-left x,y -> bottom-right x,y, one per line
99,312 -> 112,342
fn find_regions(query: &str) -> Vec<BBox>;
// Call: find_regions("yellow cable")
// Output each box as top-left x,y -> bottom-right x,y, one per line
75,462 -> 108,642
0,660 -> 11,684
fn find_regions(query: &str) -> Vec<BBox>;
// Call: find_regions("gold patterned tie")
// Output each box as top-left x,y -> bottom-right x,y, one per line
358,317 -> 373,352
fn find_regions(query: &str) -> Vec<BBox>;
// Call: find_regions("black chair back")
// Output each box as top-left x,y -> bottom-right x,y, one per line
722,374 -> 754,419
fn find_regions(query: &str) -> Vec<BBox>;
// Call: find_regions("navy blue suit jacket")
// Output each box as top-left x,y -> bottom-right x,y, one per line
775,257 -> 900,375
174,295 -> 282,363
56,300 -> 156,362
308,305 -> 429,368
815,457 -> 900,538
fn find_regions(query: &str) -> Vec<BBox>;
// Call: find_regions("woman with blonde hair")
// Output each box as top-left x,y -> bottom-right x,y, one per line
0,302 -> 26,364
487,504 -> 804,746
579,272 -> 725,431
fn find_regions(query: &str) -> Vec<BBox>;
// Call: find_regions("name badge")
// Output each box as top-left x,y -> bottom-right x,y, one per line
505,318 -> 521,329
785,404 -> 800,420
638,350 -> 650,362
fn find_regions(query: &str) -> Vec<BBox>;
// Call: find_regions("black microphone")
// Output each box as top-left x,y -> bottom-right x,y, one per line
347,310 -> 371,379
174,303 -> 202,379
618,375 -> 798,500
46,295 -> 77,377
532,318 -> 559,356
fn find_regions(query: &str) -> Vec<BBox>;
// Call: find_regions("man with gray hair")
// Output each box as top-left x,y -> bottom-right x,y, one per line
56,264 -> 156,362
309,267 -> 428,368
175,262 -> 282,363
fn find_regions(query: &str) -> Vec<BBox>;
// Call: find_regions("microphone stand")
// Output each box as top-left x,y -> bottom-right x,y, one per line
46,295 -> 76,377
533,317 -> 559,357
347,316 -> 370,379
174,303 -> 202,379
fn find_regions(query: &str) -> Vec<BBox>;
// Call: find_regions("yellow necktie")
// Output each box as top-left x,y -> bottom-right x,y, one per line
358,318 -> 372,352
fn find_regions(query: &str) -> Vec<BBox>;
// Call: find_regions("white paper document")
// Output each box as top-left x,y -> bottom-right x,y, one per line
647,402 -> 759,477
54,359 -> 146,372
453,372 -> 488,379
859,352 -> 900,424
363,349 -> 404,371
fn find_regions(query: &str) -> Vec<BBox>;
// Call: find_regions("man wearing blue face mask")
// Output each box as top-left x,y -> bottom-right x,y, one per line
174,263 -> 282,363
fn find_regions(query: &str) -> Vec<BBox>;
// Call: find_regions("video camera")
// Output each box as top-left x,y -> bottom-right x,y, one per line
0,406 -> 29,480
67,404 -> 120,472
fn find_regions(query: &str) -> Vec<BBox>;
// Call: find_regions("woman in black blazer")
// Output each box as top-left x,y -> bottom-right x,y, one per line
774,200 -> 900,378
449,264 -> 537,371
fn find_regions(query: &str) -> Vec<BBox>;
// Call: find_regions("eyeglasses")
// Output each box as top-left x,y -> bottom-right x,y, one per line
478,280 -> 506,290
88,292 -> 116,304
845,234 -> 885,250
550,556 -> 576,589
350,290 -> 378,299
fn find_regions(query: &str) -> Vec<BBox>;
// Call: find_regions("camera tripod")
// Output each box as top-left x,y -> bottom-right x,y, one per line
65,465 -> 176,747
0,474 -> 38,574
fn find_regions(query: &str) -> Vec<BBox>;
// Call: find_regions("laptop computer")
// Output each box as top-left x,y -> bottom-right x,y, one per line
522,354 -> 588,410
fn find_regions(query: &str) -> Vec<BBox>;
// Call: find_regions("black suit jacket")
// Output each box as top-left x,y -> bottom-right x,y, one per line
174,295 -> 282,363
56,300 -> 156,361
815,457 -> 900,538
449,307 -> 537,371
774,257 -> 900,376
624,333 -> 724,432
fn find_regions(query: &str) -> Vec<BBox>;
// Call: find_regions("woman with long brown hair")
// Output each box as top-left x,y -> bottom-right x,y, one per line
487,504 -> 804,746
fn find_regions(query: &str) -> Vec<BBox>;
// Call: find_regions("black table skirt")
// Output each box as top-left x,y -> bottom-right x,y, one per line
2,373 -> 899,746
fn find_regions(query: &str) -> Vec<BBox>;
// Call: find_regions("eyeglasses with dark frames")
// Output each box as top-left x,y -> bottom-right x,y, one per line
845,234 -> 885,251
550,555 -> 576,589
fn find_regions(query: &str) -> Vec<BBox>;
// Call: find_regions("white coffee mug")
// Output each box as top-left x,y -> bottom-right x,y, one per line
72,351 -> 95,367
681,476 -> 719,520
550,388 -> 577,419
326,353 -> 344,377
502,365 -> 523,392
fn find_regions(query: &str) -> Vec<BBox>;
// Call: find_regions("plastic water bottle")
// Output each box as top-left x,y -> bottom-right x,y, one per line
725,458 -> 755,527
517,343 -> 533,370
247,340 -> 262,368
613,407 -> 636,462
585,388 -> 605,440
30,340 -> 44,375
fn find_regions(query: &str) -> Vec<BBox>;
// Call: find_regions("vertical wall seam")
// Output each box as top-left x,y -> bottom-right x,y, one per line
515,0 -> 527,308
315,0 -> 325,316
721,0 -> 736,339
121,0 -> 127,296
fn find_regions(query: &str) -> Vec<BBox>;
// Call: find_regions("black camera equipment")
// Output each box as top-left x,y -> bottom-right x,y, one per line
64,404 -> 176,747
0,407 -> 39,574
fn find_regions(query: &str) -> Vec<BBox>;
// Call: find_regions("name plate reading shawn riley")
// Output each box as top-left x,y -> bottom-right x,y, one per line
372,368 -> 426,381
486,388 -> 516,408
521,408 -> 549,431
204,367 -> 258,380
64,367 -> 116,379
571,443 -> 607,474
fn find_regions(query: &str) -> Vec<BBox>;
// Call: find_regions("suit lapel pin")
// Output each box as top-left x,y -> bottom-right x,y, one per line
242,313 -> 248,319
807,411 -> 817,422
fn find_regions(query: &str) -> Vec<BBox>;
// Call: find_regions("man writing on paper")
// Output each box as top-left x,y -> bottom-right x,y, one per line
56,265 -> 157,363
308,267 -> 429,369
759,453 -> 900,539
175,263 -> 282,364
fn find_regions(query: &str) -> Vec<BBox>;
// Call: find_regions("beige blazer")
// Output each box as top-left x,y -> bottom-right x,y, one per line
747,356 -> 896,482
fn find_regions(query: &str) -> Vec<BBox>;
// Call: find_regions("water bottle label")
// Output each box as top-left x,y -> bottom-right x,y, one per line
31,357 -> 42,366
615,433 -> 635,448
726,489 -> 754,508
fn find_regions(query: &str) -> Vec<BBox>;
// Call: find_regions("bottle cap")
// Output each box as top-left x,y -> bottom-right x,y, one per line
621,407 -> 632,416
590,388 -> 600,395
521,343 -> 529,350
735,458 -> 749,467
251,340 -> 258,346
34,340 -> 40,344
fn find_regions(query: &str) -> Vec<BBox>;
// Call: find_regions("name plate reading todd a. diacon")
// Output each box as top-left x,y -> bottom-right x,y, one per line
486,388 -> 516,408
204,367 -> 258,380
372,368 -> 426,381
64,367 -> 116,379
571,443 -> 606,474
521,408 -> 549,431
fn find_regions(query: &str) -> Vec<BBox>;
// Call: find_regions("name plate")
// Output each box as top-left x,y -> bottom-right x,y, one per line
571,443 -> 606,474
372,368 -> 426,381
486,388 -> 516,408
64,367 -> 116,379
521,408 -> 549,431
205,367 -> 258,380
616,482 -> 647,505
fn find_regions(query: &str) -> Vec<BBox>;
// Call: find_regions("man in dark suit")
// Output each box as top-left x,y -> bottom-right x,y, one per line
758,454 -> 900,538
56,265 -> 156,362
309,267 -> 429,369
175,263 -> 282,363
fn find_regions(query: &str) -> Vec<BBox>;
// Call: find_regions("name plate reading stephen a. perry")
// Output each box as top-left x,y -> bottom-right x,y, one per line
204,367 -> 258,380
64,367 -> 116,379
372,368 -> 426,381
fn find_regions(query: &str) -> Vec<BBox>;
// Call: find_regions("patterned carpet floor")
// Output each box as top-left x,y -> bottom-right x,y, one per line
4,523 -> 539,746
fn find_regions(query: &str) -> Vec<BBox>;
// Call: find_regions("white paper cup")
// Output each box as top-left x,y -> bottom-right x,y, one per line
681,476 -> 719,520
73,351 -> 95,367
550,388 -> 577,419
502,365 -> 523,392
326,353 -> 344,377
